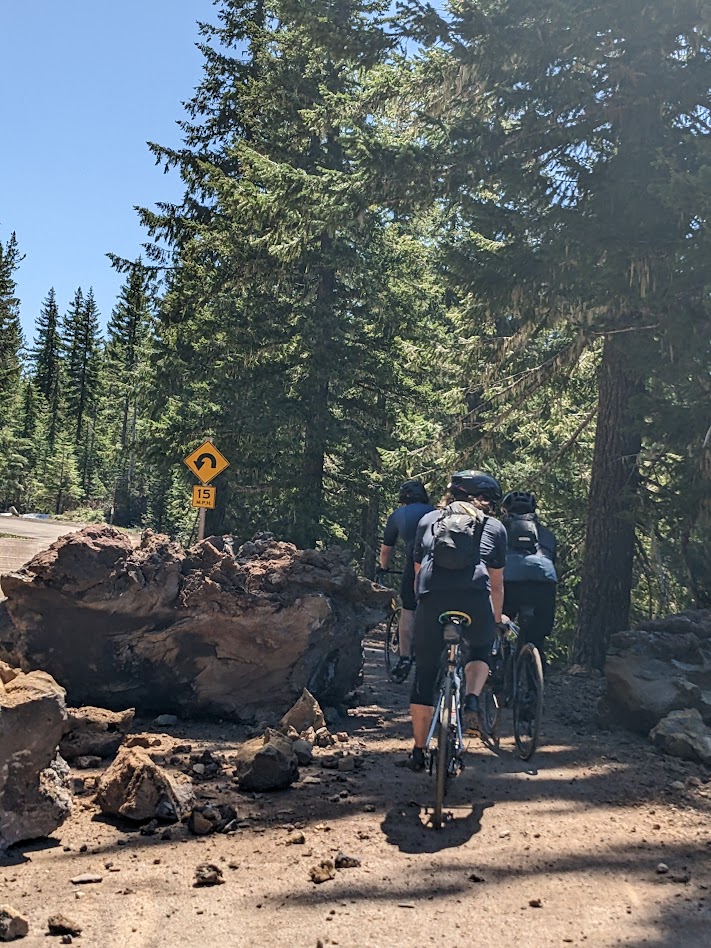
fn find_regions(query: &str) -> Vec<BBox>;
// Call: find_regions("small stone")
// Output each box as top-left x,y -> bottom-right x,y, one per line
309,861 -> 335,884
336,732 -> 349,743
192,763 -> 206,776
656,863 -> 669,875
60,937 -> 72,946
302,775 -> 322,785
528,898 -> 542,908
363,804 -> 376,812
0,905 -> 29,941
337,756 -> 356,772
74,755 -> 103,770
70,874 -> 103,885
140,819 -> 159,836
669,780 -> 685,791
468,872 -> 486,883
154,714 -> 178,727
188,811 -> 213,836
286,832 -> 306,845
193,863 -> 224,887
334,852 -> 360,869
48,914 -> 83,936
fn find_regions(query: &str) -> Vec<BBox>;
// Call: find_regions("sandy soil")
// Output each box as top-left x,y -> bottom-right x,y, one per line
2,642 -> 711,948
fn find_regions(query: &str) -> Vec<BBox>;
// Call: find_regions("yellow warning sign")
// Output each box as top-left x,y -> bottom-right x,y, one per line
184,440 -> 230,484
191,485 -> 216,509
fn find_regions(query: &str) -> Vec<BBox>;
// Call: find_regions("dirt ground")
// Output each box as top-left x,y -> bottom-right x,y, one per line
2,640 -> 711,948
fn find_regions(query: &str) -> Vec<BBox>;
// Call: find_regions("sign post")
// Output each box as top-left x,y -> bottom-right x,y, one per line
184,441 -> 230,542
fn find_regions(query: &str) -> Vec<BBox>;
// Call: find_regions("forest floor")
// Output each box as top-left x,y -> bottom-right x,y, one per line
3,640 -> 711,948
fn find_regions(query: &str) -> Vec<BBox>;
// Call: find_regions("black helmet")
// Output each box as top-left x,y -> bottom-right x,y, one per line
502,490 -> 536,514
448,470 -> 502,503
398,478 -> 429,504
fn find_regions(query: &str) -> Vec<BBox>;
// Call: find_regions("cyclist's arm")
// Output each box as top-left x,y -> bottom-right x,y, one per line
488,567 -> 504,624
379,543 -> 394,570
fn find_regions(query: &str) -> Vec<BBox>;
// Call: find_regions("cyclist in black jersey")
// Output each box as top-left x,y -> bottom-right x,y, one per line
379,479 -> 434,683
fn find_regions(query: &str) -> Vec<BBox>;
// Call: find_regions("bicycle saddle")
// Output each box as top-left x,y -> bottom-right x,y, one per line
438,610 -> 472,627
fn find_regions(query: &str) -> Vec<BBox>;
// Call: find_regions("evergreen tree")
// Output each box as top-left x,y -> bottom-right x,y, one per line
0,231 -> 24,417
403,0 -> 711,664
31,287 -> 63,450
134,0 -> 447,550
62,286 -> 103,494
104,265 -> 155,524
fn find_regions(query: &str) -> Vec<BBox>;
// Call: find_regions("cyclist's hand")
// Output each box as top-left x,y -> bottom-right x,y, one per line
496,614 -> 511,629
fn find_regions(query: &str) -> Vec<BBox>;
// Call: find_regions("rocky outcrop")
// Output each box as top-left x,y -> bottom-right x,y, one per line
95,747 -> 195,822
60,706 -> 135,761
1,527 -> 390,721
599,609 -> 711,751
650,708 -> 711,765
0,671 -> 72,852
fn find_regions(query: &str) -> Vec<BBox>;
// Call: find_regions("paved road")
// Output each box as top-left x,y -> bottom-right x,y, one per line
0,517 -> 87,598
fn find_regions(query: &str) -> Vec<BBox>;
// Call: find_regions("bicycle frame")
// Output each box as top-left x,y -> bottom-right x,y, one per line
425,633 -> 465,772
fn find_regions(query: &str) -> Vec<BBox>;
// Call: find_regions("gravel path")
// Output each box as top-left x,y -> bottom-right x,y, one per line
2,643 -> 710,946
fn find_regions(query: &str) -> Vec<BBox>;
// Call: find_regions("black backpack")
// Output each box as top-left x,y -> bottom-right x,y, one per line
431,502 -> 486,570
505,512 -> 539,554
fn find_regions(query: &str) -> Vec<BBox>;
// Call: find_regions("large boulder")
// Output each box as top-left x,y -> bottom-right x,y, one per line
95,746 -> 195,822
599,610 -> 711,734
1,528 -> 390,721
0,671 -> 72,852
650,708 -> 711,765
60,706 -> 135,761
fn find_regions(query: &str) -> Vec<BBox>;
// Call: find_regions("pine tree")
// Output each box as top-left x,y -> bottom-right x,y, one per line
133,0 -> 446,549
104,265 -> 155,524
62,286 -> 103,494
0,231 -> 24,417
31,287 -> 64,449
403,0 -> 711,664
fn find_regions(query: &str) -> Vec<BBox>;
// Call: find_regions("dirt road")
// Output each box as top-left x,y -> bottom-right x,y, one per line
0,517 -> 86,594
2,642 -> 710,947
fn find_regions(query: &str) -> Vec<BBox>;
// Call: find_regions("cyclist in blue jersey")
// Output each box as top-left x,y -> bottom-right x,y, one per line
379,479 -> 434,683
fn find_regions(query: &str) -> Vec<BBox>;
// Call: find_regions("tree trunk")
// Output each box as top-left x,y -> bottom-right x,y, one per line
294,246 -> 334,550
572,333 -> 642,668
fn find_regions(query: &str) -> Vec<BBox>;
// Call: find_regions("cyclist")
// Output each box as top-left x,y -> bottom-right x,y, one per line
501,490 -> 557,668
378,479 -> 434,682
400,470 -> 507,771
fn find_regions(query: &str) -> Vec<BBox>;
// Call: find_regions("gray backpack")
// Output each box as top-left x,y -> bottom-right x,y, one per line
431,502 -> 486,570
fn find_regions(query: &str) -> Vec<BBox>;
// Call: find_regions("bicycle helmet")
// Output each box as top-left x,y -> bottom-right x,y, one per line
502,490 -> 536,514
398,479 -> 429,504
447,470 -> 502,503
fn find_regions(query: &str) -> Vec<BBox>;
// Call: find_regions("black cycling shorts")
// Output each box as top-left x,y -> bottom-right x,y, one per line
410,588 -> 495,707
400,558 -> 417,611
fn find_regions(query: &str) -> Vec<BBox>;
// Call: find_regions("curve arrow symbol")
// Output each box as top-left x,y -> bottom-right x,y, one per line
195,452 -> 217,471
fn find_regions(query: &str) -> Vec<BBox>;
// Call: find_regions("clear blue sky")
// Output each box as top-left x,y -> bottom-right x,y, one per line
0,0 -> 217,342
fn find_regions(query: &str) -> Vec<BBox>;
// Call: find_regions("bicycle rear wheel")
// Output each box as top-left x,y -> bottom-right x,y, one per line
433,676 -> 453,829
384,607 -> 402,681
480,684 -> 500,747
513,643 -> 544,760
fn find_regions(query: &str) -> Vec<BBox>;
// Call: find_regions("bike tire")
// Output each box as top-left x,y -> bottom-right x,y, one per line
384,607 -> 402,681
433,676 -> 453,829
481,684 -> 500,747
513,643 -> 544,760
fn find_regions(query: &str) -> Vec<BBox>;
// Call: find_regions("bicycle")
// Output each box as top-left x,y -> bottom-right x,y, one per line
424,610 -> 469,830
484,613 -> 544,760
375,568 -> 410,683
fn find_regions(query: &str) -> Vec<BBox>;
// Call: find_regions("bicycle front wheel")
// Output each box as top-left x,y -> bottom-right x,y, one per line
513,643 -> 544,760
384,607 -> 402,681
433,676 -> 453,829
